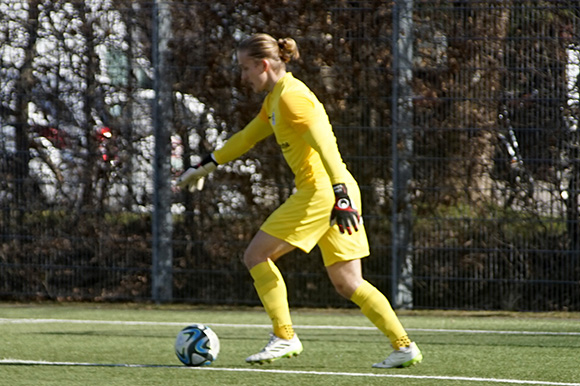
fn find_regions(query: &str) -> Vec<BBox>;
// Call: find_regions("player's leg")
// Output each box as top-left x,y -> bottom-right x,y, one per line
244,230 -> 296,340
326,259 -> 410,347
243,186 -> 334,364
325,259 -> 411,345
243,230 -> 303,364
325,258 -> 422,368
321,181 -> 422,368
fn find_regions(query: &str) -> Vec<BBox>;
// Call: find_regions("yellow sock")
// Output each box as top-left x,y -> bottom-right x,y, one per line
250,260 -> 294,340
274,324 -> 295,341
350,280 -> 409,349
394,335 -> 411,349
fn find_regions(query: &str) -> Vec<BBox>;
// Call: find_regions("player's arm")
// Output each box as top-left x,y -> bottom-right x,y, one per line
212,115 -> 273,165
304,122 -> 361,235
280,93 -> 360,234
299,115 -> 361,235
178,116 -> 272,192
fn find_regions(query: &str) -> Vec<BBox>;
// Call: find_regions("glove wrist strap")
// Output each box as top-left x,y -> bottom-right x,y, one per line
332,183 -> 348,198
201,153 -> 218,167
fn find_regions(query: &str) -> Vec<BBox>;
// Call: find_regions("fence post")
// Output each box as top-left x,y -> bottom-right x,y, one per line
151,0 -> 173,303
391,0 -> 414,309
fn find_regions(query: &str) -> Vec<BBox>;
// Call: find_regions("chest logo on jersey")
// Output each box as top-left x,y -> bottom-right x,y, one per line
268,111 -> 276,126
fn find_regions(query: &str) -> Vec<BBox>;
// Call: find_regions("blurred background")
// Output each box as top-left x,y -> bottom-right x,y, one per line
1,0 -> 579,311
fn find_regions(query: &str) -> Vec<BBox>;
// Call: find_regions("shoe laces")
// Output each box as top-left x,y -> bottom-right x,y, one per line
267,332 -> 277,342
263,333 -> 282,349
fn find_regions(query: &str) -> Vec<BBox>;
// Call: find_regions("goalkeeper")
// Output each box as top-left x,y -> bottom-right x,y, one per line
178,33 -> 422,369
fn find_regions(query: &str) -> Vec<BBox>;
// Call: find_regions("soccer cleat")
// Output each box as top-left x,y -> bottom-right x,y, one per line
245,332 -> 303,364
372,342 -> 423,369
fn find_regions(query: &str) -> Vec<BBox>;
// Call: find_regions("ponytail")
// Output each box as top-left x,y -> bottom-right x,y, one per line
239,33 -> 300,69
278,37 -> 300,63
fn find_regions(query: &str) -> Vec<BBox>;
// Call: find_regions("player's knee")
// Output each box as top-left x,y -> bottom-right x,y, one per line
332,280 -> 357,299
242,251 -> 256,269
243,249 -> 267,270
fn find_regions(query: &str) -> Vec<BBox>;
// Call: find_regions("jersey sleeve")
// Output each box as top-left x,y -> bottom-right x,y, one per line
279,91 -> 349,184
212,114 -> 273,165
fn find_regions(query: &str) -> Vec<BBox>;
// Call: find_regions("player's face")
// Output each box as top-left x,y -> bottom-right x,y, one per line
238,51 -> 268,93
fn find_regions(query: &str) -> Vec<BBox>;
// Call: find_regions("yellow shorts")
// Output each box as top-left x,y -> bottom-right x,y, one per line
260,182 -> 370,266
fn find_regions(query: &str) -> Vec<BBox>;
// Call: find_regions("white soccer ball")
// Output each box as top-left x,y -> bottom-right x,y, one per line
175,324 -> 220,366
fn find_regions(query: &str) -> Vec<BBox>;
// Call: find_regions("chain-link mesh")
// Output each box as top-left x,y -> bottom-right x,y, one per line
1,0 -> 578,311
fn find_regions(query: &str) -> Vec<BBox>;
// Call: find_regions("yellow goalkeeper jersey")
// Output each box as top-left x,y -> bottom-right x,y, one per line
212,73 -> 368,260
213,73 -> 354,189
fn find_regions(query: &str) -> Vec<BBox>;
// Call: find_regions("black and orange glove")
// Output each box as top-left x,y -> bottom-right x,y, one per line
330,183 -> 361,235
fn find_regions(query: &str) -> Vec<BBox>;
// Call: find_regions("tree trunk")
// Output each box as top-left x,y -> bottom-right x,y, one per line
13,0 -> 41,230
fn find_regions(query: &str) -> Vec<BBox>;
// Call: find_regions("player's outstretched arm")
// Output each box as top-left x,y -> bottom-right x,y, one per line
177,154 -> 218,192
178,116 -> 272,192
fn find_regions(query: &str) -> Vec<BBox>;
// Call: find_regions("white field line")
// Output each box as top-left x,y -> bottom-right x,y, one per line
2,318 -> 579,385
1,318 -> 579,336
0,358 -> 579,386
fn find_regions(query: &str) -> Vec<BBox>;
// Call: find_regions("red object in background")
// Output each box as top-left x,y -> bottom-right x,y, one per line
33,125 -> 118,164
98,126 -> 112,140
34,126 -> 69,150
97,127 -> 117,163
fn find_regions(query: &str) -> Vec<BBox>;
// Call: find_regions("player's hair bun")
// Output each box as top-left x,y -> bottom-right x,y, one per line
278,38 -> 300,63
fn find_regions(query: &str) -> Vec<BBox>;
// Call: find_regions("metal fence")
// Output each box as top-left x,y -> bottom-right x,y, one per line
1,0 -> 578,311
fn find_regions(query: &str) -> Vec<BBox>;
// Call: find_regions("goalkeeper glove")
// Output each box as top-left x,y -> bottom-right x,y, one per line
331,183 -> 361,235
177,154 -> 218,192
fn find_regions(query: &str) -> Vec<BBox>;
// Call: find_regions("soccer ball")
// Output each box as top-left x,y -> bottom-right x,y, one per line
175,324 -> 220,366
